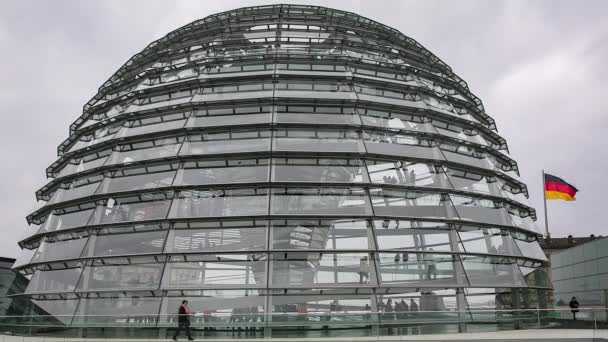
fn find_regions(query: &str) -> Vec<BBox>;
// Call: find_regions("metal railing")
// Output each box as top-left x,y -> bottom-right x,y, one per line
0,307 -> 605,339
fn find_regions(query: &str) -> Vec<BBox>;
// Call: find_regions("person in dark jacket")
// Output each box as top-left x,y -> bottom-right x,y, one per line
173,300 -> 194,341
569,297 -> 580,320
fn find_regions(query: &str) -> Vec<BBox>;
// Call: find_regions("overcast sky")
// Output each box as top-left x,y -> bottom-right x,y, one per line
1,0 -> 606,257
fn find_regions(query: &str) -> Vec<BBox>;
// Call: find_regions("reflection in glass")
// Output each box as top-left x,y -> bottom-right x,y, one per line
166,226 -> 267,253
374,220 -> 460,252
77,258 -> 164,291
179,130 -> 271,156
73,294 -> 161,326
39,207 -> 96,233
376,252 -> 464,286
370,188 -> 457,219
48,177 -> 103,205
174,159 -> 269,186
96,168 -> 177,194
271,252 -> 374,286
90,193 -> 173,225
169,188 -> 269,218
271,289 -> 373,323
106,138 -> 182,165
272,158 -> 368,183
81,230 -> 167,257
56,150 -> 111,178
451,195 -> 514,226
162,254 -> 266,288
25,267 -> 83,294
366,160 -> 449,188
273,129 -> 364,153
30,237 -> 88,264
458,227 -> 517,256
271,187 -> 372,216
271,219 -> 371,250
161,290 -> 265,325
461,256 -> 526,287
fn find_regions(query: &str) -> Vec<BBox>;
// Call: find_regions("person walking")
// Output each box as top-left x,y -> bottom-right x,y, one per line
173,300 -> 194,341
569,296 -> 580,320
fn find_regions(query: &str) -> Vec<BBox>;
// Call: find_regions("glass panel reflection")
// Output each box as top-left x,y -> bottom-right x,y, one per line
271,289 -> 373,323
169,188 -> 269,218
271,187 -> 372,216
271,252 -> 374,286
76,257 -> 164,291
165,225 -> 267,253
90,193 -> 172,225
273,129 -> 364,153
161,290 -> 265,326
374,219 -> 461,252
366,160 -> 450,188
458,226 -> 518,256
271,219 -> 372,250
96,168 -> 177,194
73,294 -> 161,326
174,159 -> 269,186
30,237 -> 88,264
451,195 -> 514,226
39,206 -> 96,233
376,252 -> 465,286
81,230 -> 167,257
25,267 -> 83,294
272,158 -> 368,183
461,256 -> 526,287
106,138 -> 182,165
370,188 -> 458,219
162,254 -> 266,288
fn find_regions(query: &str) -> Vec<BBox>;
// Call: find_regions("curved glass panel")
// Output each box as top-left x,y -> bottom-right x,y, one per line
366,160 -> 450,188
179,130 -> 271,156
73,294 -> 161,326
174,159 -> 269,186
370,188 -> 458,219
273,129 -> 364,153
451,195 -> 514,227
80,230 -> 167,258
458,227 -> 519,256
461,256 -> 526,287
271,219 -> 372,250
376,252 -> 466,286
374,219 -> 461,252
187,112 -> 271,128
89,194 -> 173,225
165,226 -> 267,253
160,290 -> 266,326
39,206 -> 96,233
30,237 -> 88,264
169,188 -> 269,218
76,258 -> 164,291
95,169 -> 177,194
270,187 -> 372,216
270,252 -> 375,286
272,158 -> 368,183
162,254 -> 266,288
25,267 -> 83,294
48,177 -> 103,205
106,138 -> 182,165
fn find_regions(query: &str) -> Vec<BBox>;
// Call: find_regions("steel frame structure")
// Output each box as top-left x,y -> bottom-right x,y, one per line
13,4 -> 549,337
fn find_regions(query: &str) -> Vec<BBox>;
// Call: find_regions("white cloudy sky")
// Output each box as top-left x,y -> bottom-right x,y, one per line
1,0 -> 606,257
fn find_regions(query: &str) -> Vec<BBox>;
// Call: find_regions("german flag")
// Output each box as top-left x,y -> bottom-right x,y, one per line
545,173 -> 579,201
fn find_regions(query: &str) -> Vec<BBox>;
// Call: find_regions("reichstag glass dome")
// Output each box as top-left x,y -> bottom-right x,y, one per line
13,4 -> 550,338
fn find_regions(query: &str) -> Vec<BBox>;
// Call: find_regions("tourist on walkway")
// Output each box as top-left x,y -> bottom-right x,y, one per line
569,296 -> 580,320
173,300 -> 194,341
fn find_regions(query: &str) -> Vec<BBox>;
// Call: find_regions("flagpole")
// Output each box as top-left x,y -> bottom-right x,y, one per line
542,169 -> 550,238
